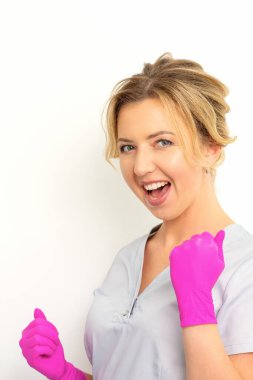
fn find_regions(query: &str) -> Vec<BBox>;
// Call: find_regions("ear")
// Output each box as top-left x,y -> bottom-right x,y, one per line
203,143 -> 221,164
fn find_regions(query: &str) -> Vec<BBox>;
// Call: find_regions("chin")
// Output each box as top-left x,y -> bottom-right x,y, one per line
145,206 -> 169,220
147,204 -> 183,221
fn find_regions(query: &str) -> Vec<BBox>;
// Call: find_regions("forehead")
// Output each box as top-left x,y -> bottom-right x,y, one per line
117,97 -> 185,137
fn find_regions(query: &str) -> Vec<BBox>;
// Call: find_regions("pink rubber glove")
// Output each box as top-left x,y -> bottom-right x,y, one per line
19,308 -> 86,380
169,230 -> 225,328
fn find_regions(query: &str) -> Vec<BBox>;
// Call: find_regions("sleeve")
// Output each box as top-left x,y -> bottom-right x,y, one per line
217,254 -> 253,355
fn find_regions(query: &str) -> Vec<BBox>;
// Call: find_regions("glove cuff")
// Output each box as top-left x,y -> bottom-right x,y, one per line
178,289 -> 217,328
60,362 -> 87,380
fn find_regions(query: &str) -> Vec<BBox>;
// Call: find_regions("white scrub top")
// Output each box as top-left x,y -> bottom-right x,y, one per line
84,223 -> 253,380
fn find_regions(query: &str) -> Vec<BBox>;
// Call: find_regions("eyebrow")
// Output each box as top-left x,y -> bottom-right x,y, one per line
117,130 -> 175,143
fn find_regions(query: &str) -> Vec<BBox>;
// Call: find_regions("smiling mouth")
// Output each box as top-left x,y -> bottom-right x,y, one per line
144,182 -> 171,195
142,182 -> 172,206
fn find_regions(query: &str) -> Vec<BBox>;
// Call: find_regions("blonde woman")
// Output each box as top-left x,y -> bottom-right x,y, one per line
19,53 -> 253,379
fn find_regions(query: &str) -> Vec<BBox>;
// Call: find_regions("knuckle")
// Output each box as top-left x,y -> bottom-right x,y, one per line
34,334 -> 41,343
21,328 -> 27,336
34,346 -> 40,354
36,325 -> 44,334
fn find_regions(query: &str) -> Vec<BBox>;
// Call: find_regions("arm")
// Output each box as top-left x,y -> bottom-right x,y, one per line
169,231 -> 243,379
85,374 -> 93,380
182,324 -> 242,380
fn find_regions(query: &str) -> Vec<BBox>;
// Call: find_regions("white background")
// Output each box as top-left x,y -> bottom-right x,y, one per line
0,1 -> 252,379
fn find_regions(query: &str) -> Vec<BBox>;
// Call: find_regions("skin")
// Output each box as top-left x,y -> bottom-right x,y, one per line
117,97 -> 234,257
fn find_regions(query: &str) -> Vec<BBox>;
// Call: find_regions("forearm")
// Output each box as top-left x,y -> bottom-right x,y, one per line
182,324 -> 242,380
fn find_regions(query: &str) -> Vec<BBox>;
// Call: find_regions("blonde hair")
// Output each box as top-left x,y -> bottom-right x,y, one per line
102,52 -> 237,180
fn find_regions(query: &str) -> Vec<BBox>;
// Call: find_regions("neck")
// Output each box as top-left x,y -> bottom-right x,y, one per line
155,176 -> 234,249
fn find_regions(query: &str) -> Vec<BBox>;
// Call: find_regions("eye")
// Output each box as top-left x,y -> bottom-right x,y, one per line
156,139 -> 173,147
119,144 -> 135,153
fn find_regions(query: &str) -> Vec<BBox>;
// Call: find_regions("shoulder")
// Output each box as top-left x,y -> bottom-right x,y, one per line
217,229 -> 253,355
223,224 -> 253,269
213,224 -> 253,302
220,225 -> 253,301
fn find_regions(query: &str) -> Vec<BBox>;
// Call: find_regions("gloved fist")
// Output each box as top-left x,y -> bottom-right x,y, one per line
169,230 -> 225,327
19,308 -> 67,380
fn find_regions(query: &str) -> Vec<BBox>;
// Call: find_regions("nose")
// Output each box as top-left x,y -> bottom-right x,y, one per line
133,148 -> 156,177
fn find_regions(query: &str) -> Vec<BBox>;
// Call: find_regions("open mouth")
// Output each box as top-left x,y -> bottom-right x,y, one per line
143,182 -> 172,206
144,182 -> 171,195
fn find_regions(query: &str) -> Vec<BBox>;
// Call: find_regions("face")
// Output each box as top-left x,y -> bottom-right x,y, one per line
117,97 -> 210,222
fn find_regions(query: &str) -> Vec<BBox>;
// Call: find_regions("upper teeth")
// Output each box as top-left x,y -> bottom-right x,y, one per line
144,181 -> 169,191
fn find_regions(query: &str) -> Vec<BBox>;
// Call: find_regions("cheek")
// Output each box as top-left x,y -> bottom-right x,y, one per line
162,152 -> 190,179
120,160 -> 133,185
177,167 -> 203,195
165,154 -> 201,189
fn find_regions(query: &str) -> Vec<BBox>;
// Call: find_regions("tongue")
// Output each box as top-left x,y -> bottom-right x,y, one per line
151,184 -> 170,198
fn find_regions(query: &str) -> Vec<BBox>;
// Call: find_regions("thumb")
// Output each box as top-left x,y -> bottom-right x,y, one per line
34,308 -> 47,320
214,229 -> 225,262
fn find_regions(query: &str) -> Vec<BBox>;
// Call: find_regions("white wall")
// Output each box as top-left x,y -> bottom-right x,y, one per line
1,1 -> 252,379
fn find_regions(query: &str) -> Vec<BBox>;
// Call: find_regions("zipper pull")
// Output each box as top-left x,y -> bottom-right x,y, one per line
130,297 -> 138,316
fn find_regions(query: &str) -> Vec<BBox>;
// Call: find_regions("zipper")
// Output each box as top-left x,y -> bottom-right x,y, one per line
129,297 -> 138,316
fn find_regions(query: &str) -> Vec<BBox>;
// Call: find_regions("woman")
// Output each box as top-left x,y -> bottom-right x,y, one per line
19,53 -> 253,379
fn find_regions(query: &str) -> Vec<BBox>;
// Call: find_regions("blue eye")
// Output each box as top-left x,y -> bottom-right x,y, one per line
119,139 -> 173,153
157,139 -> 173,147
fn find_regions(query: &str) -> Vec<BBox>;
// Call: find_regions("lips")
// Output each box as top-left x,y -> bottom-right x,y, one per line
143,182 -> 172,207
